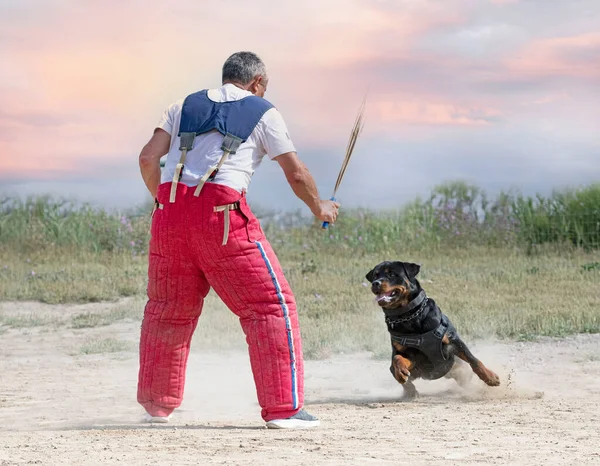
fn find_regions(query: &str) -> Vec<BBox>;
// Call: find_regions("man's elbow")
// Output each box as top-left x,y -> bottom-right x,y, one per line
287,168 -> 306,186
139,146 -> 156,168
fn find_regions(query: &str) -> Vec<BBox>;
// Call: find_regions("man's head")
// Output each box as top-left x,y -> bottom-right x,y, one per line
222,51 -> 268,98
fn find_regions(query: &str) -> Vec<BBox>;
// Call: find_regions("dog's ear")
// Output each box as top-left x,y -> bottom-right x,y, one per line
365,266 -> 377,283
402,262 -> 421,279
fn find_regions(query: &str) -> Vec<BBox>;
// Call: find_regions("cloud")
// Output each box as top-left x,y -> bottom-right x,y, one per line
0,0 -> 599,211
507,33 -> 600,79
374,98 -> 501,126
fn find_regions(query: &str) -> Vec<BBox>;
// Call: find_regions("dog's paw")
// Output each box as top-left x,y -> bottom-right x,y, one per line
484,370 -> 500,387
393,357 -> 411,384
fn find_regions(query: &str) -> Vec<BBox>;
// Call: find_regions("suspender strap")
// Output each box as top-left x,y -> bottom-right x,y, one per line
193,133 -> 243,197
170,132 -> 197,203
193,150 -> 229,197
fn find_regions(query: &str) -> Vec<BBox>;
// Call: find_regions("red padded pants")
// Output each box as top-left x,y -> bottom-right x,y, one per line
137,182 -> 304,421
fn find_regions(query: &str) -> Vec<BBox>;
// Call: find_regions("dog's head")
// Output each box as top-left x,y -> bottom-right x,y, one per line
365,261 -> 421,308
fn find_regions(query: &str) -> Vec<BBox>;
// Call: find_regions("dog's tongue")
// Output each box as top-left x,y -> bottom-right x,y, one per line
376,291 -> 394,303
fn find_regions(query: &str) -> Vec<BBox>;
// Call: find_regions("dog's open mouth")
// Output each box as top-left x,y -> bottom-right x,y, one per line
376,290 -> 399,304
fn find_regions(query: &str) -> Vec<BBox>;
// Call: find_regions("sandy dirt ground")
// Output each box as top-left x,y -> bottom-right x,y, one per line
1,300 -> 599,466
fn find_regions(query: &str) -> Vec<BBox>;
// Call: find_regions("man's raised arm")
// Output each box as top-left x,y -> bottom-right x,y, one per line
276,152 -> 340,224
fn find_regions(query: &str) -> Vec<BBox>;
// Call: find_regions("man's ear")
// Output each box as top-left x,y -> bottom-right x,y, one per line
365,267 -> 377,283
402,262 -> 421,279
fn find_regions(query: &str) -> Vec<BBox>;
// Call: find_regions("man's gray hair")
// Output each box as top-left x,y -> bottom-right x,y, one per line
222,52 -> 267,85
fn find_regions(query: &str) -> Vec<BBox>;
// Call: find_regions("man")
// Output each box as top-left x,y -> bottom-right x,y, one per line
137,51 -> 339,429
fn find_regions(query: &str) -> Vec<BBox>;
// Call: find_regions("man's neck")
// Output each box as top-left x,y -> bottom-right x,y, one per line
222,81 -> 249,91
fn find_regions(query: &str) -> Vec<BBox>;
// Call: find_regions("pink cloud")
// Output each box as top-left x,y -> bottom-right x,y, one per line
374,97 -> 501,126
507,33 -> 600,78
0,0 -> 598,183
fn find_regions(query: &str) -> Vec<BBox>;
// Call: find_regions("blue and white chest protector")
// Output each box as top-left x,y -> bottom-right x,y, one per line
169,90 -> 274,203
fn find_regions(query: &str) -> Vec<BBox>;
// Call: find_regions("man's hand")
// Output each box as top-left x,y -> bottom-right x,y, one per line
276,152 -> 341,224
313,199 -> 340,223
139,128 -> 171,198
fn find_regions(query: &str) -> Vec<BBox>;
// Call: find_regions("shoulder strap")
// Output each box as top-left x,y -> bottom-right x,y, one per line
170,91 -> 274,203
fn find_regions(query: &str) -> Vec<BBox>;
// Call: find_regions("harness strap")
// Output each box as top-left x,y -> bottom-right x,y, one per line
390,334 -> 423,346
213,202 -> 239,246
193,132 -> 243,198
389,315 -> 449,348
433,314 -> 449,339
193,150 -> 230,197
170,132 -> 197,203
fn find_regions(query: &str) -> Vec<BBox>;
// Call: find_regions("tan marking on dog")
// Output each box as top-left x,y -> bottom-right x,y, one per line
392,354 -> 414,384
379,281 -> 410,306
457,352 -> 501,386
392,341 -> 405,353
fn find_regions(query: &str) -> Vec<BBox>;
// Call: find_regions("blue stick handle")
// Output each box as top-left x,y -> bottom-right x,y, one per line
321,196 -> 336,230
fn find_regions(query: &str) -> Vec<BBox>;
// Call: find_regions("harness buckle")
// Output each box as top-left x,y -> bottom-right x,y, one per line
179,132 -> 196,151
221,133 -> 243,154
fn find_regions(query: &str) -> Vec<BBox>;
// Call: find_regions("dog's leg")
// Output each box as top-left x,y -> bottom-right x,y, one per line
391,342 -> 419,399
392,353 -> 414,384
451,338 -> 500,386
402,377 -> 418,400
444,359 -> 473,388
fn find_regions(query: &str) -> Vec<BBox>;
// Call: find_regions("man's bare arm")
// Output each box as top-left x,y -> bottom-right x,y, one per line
276,152 -> 340,223
139,128 -> 171,198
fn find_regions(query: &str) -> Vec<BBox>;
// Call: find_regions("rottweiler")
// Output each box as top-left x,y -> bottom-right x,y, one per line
366,261 -> 500,399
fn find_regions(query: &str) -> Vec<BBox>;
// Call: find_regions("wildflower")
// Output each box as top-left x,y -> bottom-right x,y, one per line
26,258 -> 31,263
329,235 -> 334,240
361,282 -> 369,287
130,241 -> 135,247
314,293 -> 322,300
31,270 -> 35,276
344,235 -> 349,240
120,216 -> 128,225
358,236 -> 363,242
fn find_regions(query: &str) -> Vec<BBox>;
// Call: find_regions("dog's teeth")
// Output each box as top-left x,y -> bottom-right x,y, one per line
376,295 -> 392,303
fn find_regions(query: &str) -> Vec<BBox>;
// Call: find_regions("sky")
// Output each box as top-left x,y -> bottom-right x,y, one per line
0,0 -> 599,212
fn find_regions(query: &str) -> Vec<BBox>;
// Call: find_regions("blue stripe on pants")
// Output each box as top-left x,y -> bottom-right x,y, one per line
254,241 -> 298,410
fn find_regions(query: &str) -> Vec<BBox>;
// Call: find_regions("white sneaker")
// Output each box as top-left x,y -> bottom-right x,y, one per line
266,409 -> 320,429
142,412 -> 170,424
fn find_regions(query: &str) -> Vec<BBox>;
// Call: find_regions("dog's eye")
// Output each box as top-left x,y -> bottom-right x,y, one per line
388,271 -> 396,277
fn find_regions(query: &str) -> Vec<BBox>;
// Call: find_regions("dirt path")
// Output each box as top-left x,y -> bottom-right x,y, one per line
1,301 -> 599,465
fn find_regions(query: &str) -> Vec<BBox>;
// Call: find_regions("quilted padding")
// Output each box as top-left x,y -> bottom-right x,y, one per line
137,182 -> 304,421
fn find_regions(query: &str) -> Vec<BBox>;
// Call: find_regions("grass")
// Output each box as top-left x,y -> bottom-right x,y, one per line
1,184 -> 600,357
2,244 -> 598,357
79,338 -> 135,355
0,247 -> 146,304
0,311 -> 64,328
71,303 -> 142,329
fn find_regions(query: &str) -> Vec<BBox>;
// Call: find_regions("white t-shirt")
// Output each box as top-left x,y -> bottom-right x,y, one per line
157,83 -> 296,193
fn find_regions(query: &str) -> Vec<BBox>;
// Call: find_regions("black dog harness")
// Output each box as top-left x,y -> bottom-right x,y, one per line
384,291 -> 455,380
